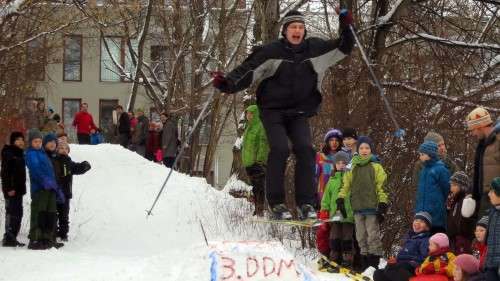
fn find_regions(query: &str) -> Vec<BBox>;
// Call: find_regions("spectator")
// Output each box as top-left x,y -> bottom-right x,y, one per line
131,108 -> 149,157
160,112 -> 178,168
72,103 -> 97,144
116,105 -> 131,148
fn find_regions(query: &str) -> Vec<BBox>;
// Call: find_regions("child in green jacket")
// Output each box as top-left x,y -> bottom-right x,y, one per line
337,136 -> 388,270
242,105 -> 269,216
320,151 -> 354,266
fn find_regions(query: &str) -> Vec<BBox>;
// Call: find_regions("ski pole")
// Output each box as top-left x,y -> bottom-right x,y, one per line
348,25 -> 405,139
146,89 -> 217,217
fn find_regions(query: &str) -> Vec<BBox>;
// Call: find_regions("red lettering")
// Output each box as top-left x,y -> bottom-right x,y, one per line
277,259 -> 299,277
221,256 -> 236,280
263,256 -> 276,277
247,256 -> 259,278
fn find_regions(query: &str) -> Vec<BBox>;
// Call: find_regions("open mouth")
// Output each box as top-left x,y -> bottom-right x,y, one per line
292,35 -> 301,40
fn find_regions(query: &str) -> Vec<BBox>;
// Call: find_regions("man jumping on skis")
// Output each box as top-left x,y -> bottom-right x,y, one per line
212,9 -> 355,220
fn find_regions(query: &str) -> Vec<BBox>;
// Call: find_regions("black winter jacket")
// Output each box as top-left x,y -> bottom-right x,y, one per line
220,29 -> 353,116
118,112 -> 131,135
51,154 -> 90,199
1,145 -> 26,198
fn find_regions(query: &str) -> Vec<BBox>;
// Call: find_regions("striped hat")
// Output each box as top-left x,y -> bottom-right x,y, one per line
466,107 -> 492,130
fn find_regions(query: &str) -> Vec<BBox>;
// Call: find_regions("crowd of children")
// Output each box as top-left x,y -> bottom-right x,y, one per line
1,129 -> 91,249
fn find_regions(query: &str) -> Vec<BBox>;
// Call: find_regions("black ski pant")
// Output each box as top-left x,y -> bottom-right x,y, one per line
260,109 -> 315,207
373,262 -> 416,281
3,196 -> 23,242
57,200 -> 70,239
77,133 -> 91,145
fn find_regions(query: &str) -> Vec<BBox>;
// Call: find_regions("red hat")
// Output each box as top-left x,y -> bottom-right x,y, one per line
455,254 -> 480,274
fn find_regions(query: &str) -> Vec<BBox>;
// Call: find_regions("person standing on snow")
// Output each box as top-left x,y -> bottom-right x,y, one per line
316,129 -> 343,201
212,9 -> 355,220
72,103 -> 97,145
131,108 -> 149,157
115,105 -> 131,149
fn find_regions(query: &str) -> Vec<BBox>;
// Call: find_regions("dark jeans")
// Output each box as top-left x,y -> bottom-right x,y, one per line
374,262 -> 416,281
56,200 -> 70,239
118,133 -> 130,148
77,133 -> 91,145
3,196 -> 23,242
260,110 -> 315,207
163,157 -> 176,168
486,268 -> 500,281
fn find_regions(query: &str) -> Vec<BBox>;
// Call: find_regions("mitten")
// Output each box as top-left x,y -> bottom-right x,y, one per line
461,196 -> 476,218
319,210 -> 329,220
378,202 -> 389,214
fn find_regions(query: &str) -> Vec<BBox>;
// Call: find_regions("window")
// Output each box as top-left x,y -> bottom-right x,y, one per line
63,35 -> 83,81
99,99 -> 119,142
26,39 -> 46,81
100,37 -> 138,82
150,45 -> 168,81
62,99 -> 81,142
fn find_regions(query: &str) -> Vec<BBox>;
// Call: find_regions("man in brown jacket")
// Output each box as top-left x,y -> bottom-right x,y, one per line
467,107 -> 500,216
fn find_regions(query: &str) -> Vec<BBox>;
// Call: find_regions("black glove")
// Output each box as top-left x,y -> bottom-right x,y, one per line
82,161 -> 91,172
378,202 -> 388,214
212,71 -> 231,92
336,198 -> 347,218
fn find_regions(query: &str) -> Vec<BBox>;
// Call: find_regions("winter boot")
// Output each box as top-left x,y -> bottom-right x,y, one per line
28,240 -> 47,250
269,204 -> 292,220
341,240 -> 354,268
2,238 -> 25,247
367,254 -> 380,269
298,204 -> 317,220
329,239 -> 342,264
359,255 -> 369,271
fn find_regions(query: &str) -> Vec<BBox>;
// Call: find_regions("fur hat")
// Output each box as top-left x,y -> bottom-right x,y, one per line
28,129 -> 43,145
466,107 -> 492,130
429,233 -> 449,249
424,131 -> 444,144
357,136 -> 374,154
414,211 -> 432,228
9,131 -> 24,145
455,254 -> 480,275
334,151 -> 350,164
418,141 -> 438,159
342,127 -> 358,140
450,171 -> 470,192
476,216 -> 489,229
324,129 -> 343,142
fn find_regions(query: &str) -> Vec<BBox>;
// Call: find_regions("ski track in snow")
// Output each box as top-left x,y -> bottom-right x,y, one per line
0,144 -> 348,281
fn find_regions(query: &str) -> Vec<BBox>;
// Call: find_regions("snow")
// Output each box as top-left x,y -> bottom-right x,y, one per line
387,33 -> 500,51
376,0 -> 405,25
0,144 -> 354,281
0,0 -> 26,20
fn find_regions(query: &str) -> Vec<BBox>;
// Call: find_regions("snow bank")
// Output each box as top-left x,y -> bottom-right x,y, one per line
0,144 -> 349,281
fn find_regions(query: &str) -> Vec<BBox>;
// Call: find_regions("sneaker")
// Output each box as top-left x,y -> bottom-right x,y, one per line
299,204 -> 317,220
269,204 -> 292,220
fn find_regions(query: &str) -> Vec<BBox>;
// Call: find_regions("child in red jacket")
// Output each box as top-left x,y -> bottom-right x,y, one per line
471,216 -> 488,271
412,233 -> 456,281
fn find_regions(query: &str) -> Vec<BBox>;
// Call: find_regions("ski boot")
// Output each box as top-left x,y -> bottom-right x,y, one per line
298,204 -> 317,220
269,204 -> 292,220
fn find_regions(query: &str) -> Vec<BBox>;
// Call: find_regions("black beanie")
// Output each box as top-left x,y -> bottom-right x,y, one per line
342,127 -> 358,140
281,10 -> 306,38
9,131 -> 24,145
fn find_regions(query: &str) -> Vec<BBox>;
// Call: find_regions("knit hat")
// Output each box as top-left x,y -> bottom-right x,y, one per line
429,233 -> 449,249
334,151 -> 350,164
414,211 -> 432,228
9,131 -> 24,145
357,136 -> 374,154
455,254 -> 480,275
324,129 -> 343,142
450,171 -> 470,192
28,129 -> 43,144
342,127 -> 358,140
42,133 -> 57,147
491,177 -> 500,196
476,216 -> 489,229
418,141 -> 438,159
466,107 -> 492,130
281,10 -> 305,37
424,131 -> 444,144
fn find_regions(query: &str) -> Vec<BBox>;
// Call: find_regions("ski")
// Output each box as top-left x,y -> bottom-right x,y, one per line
318,255 -> 372,281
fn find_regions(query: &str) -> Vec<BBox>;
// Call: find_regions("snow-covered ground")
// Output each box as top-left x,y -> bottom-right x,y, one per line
0,144 -> 356,280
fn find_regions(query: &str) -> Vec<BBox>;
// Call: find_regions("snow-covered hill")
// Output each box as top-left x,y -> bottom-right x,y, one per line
0,144 -> 352,281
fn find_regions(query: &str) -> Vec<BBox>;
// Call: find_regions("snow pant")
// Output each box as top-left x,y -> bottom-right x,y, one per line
163,157 -> 175,168
260,109 -> 315,207
485,267 -> 500,281
77,133 -> 91,145
3,196 -> 23,242
246,164 -> 266,216
56,200 -> 70,239
118,133 -> 130,148
329,222 -> 354,263
354,213 -> 383,256
374,262 -> 416,281
29,190 -> 57,242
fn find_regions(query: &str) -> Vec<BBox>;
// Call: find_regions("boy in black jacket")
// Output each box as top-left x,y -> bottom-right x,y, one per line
52,142 -> 91,241
1,132 -> 27,247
